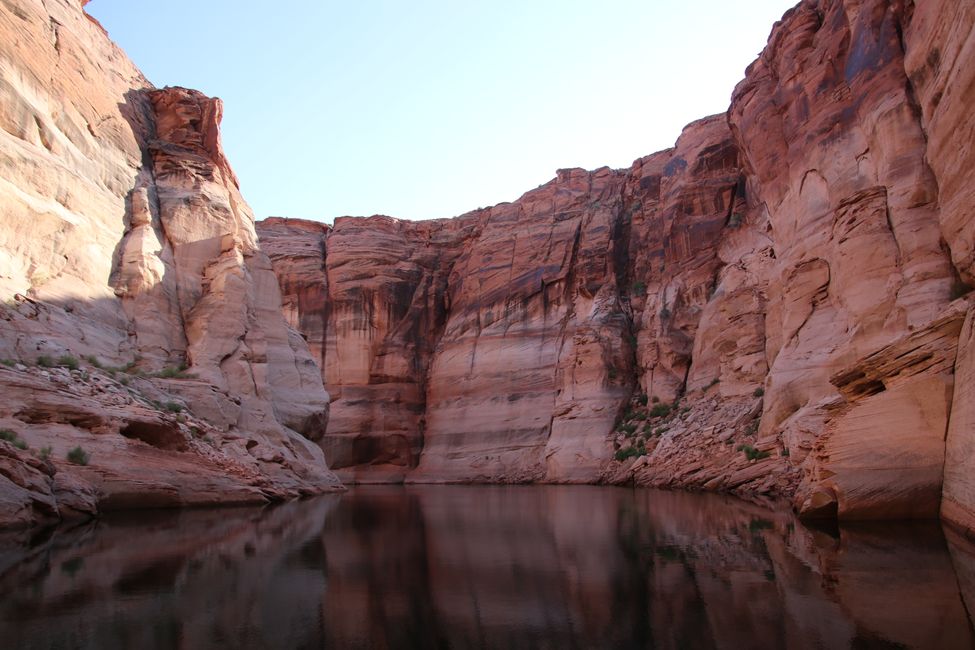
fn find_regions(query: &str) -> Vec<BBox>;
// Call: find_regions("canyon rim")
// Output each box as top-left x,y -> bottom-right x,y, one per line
1,0 -> 975,538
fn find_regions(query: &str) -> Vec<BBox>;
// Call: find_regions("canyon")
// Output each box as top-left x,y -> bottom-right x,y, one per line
259,0 -> 975,528
1,0 -> 974,536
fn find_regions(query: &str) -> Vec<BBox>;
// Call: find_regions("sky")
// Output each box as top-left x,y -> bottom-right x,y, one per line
87,0 -> 796,223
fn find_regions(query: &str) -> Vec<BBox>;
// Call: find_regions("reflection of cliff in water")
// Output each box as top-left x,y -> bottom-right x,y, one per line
1,487 -> 973,649
0,498 -> 342,649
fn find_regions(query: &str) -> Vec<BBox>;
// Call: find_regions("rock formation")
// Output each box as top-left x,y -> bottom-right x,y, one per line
0,0 -> 341,528
260,214 -> 480,483
1,0 -> 975,529
258,0 -> 975,530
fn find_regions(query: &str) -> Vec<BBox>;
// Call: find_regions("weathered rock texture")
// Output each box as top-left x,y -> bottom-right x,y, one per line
260,214 -> 479,483
258,0 -> 975,525
0,0 -> 340,528
903,0 -> 975,537
2,0 -> 975,527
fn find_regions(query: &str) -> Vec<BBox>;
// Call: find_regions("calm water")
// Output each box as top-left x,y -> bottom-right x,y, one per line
1,486 -> 974,649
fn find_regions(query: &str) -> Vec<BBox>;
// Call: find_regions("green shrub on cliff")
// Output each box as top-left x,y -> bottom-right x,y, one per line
67,446 -> 90,466
0,429 -> 27,449
737,444 -> 770,461
615,446 -> 642,462
649,403 -> 671,418
57,355 -> 79,371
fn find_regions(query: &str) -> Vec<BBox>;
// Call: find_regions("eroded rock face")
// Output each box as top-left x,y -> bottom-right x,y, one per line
901,0 -> 975,536
260,215 -> 481,483
0,0 -> 340,527
3,0 -> 975,525
415,167 -> 635,483
260,0 -> 975,522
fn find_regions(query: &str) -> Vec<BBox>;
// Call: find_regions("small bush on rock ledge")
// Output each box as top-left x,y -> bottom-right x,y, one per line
152,363 -> 194,379
649,403 -> 671,418
615,446 -> 643,462
57,355 -> 79,371
737,444 -> 770,461
67,446 -> 90,466
0,429 -> 28,450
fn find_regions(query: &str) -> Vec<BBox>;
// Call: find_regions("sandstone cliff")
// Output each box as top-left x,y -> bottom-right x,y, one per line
2,0 -> 974,530
0,0 -> 341,528
258,0 -> 975,529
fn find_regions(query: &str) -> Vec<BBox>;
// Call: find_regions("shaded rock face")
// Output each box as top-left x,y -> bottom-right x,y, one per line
260,121 -> 742,484
260,0 -> 975,523
0,0 -> 340,527
260,215 -> 480,483
902,0 -> 975,537
259,118 -> 761,485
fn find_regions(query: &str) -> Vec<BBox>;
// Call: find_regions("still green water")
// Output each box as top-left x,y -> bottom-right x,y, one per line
1,485 -> 973,649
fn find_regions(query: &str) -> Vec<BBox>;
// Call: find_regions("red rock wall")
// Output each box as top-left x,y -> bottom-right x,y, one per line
261,214 -> 480,483
3,0 -> 974,526
902,0 -> 975,534
259,0 -> 975,523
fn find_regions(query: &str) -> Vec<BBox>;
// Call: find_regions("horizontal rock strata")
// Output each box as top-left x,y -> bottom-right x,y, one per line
1,0 -> 974,528
258,0 -> 975,527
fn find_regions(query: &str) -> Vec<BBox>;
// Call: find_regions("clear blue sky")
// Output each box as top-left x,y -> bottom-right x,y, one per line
87,0 -> 796,222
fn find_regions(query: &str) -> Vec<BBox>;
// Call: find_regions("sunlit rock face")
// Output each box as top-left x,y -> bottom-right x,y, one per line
2,0 -> 975,526
725,0 -> 960,519
260,0 -> 975,521
0,0 -> 340,528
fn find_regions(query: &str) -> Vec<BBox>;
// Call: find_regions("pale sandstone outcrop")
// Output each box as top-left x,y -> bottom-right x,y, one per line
798,302 -> 967,519
0,0 -> 340,527
612,0 -> 972,512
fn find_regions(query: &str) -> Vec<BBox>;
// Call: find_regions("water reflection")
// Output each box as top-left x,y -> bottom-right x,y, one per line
0,486 -> 973,649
